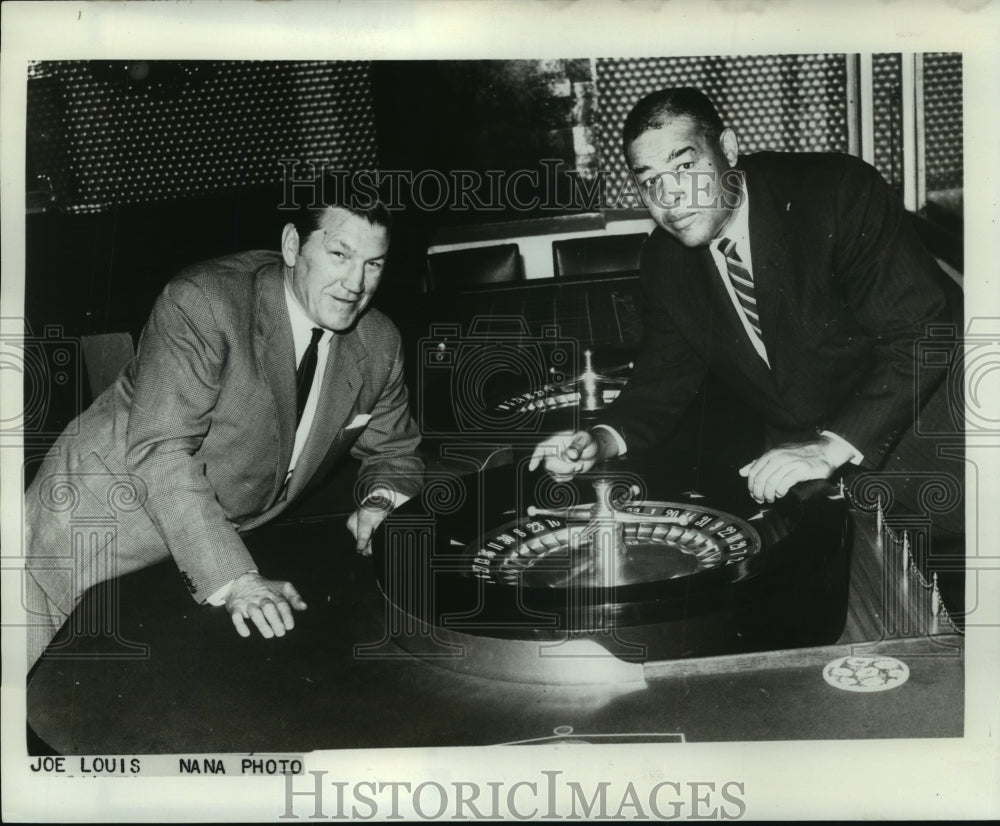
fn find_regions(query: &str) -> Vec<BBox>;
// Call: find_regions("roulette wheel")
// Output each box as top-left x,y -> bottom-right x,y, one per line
373,459 -> 853,684
418,331 -> 635,444
489,348 -> 634,422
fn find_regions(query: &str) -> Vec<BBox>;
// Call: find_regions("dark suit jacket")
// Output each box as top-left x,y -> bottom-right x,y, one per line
602,152 -> 956,474
26,251 -> 424,607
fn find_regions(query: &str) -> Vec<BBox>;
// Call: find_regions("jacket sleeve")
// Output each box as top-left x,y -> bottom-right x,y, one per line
821,158 -> 953,467
598,256 -> 707,452
350,333 -> 425,501
124,277 -> 258,602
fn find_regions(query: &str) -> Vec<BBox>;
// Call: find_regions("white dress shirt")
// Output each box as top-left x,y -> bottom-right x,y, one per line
283,280 -> 333,477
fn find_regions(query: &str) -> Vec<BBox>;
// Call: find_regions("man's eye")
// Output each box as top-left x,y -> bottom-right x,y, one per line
330,250 -> 347,259
366,261 -> 384,270
677,161 -> 694,171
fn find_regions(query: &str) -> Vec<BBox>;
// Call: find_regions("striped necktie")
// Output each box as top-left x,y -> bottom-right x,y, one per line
718,237 -> 763,340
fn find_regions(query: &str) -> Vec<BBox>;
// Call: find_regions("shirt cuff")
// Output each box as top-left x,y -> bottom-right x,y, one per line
592,424 -> 628,457
205,570 -> 258,606
820,430 -> 864,466
361,486 -> 410,510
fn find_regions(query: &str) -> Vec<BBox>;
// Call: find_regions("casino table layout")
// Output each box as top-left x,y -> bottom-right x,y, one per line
25,453 -> 964,755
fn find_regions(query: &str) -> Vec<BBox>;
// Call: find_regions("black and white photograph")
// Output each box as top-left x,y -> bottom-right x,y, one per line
2,0 -> 999,821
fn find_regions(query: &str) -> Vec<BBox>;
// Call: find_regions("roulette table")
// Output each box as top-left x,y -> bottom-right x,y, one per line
374,458 -> 853,683
25,451 -> 963,755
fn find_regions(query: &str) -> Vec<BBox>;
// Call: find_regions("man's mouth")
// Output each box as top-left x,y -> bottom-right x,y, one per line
667,213 -> 697,230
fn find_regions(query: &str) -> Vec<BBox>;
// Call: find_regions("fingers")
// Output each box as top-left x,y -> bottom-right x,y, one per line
565,430 -> 592,462
528,437 -> 557,471
347,509 -> 386,555
282,581 -> 309,611
528,432 -> 576,471
346,511 -> 373,553
250,602 -> 282,638
529,431 -> 596,479
354,515 -> 374,552
756,462 -> 808,503
276,599 -> 296,632
226,576 -> 308,641
742,442 -> 835,503
769,464 -> 808,501
231,612 -> 251,638
745,451 -> 786,503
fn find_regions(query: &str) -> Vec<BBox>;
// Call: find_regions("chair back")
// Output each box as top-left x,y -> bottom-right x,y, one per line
552,232 -> 647,278
426,244 -> 523,292
81,332 -> 134,398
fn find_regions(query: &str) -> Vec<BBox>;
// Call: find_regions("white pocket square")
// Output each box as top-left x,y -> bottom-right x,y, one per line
346,413 -> 372,429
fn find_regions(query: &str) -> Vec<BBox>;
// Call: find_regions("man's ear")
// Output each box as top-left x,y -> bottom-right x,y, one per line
281,223 -> 299,268
719,128 -> 739,168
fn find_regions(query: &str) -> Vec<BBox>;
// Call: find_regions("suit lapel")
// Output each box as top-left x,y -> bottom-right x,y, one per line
743,165 -> 788,380
671,242 -> 775,394
255,264 -> 297,503
286,328 -> 366,500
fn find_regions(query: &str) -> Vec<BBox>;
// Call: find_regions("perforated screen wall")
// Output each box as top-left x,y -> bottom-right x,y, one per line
923,53 -> 963,192
594,55 -> 849,206
28,60 -> 377,213
871,53 -> 904,193
26,55 -> 962,215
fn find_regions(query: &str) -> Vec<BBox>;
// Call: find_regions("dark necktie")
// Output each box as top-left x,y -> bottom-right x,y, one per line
719,237 -> 764,340
295,327 -> 324,426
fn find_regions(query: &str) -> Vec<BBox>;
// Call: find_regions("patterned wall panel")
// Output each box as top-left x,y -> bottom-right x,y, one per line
871,53 -> 903,195
27,60 -> 377,213
594,54 -> 849,206
922,53 -> 962,192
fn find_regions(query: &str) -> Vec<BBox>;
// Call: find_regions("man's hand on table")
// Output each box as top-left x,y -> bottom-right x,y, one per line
225,572 -> 308,639
739,434 -> 854,503
347,497 -> 393,556
528,429 -> 616,482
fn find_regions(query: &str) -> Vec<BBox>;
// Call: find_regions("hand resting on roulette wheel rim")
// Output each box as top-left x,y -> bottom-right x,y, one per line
739,435 -> 855,504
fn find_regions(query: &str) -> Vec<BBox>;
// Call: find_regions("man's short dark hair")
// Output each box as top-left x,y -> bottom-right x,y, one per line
284,170 -> 393,245
622,87 -> 725,156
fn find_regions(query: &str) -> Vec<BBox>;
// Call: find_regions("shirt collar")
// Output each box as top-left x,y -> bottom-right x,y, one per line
283,277 -> 330,356
715,174 -> 751,256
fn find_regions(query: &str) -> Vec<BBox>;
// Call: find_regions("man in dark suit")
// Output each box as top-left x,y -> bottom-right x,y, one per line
25,195 -> 424,670
531,88 -> 962,552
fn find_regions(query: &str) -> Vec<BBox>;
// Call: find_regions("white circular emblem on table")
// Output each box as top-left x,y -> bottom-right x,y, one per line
823,656 -> 910,692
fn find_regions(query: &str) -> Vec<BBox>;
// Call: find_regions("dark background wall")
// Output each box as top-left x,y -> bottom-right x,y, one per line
26,54 -> 963,221
19,54 -> 963,421
21,54 -> 964,333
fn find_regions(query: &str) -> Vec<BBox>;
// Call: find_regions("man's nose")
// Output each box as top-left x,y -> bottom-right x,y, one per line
343,261 -> 365,293
652,179 -> 684,210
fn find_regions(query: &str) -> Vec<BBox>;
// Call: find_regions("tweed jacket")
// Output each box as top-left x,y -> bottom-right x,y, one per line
26,250 -> 424,605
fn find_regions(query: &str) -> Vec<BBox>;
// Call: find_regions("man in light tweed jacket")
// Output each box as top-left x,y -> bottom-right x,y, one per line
24,196 -> 424,670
